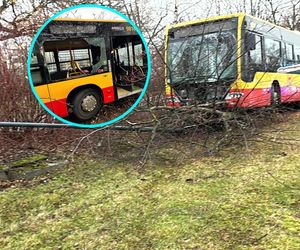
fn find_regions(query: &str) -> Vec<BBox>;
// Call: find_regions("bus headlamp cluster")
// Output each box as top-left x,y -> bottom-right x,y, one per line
179,89 -> 188,99
225,92 -> 244,100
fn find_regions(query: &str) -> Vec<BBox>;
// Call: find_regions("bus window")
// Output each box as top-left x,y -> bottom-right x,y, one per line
128,42 -> 134,66
31,54 -> 38,65
86,37 -> 108,73
30,53 -> 44,85
58,50 -> 71,62
118,45 -> 129,66
72,49 -> 91,68
57,50 -> 72,71
249,35 -> 263,64
285,43 -> 295,65
45,51 -> 57,73
58,49 -> 91,70
243,32 -> 263,81
265,38 -> 281,71
43,38 -> 109,82
295,46 -> 300,63
134,43 -> 143,66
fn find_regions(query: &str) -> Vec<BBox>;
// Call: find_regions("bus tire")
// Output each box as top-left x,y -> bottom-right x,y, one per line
71,88 -> 103,121
271,82 -> 281,107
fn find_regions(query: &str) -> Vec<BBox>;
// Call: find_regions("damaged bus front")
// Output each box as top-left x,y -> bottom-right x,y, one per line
166,16 -> 239,106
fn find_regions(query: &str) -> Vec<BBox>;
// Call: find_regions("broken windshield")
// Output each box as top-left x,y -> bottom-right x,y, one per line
167,19 -> 238,86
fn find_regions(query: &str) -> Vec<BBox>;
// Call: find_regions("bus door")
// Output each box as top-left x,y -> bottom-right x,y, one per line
111,36 -> 145,100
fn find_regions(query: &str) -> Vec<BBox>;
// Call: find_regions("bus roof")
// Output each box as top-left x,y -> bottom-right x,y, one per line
168,13 -> 300,37
168,13 -> 244,29
54,18 -> 127,23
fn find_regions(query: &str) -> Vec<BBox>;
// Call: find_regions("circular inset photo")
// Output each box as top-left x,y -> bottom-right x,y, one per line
28,5 -> 151,128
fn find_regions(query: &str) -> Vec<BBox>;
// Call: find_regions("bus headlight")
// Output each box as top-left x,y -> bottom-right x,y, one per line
179,89 -> 188,99
225,92 -> 244,100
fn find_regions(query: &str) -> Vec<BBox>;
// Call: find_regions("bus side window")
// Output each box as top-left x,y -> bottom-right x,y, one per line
244,32 -> 263,81
30,53 -> 44,85
43,38 -> 93,81
284,43 -> 295,66
265,38 -> 281,71
31,54 -> 38,65
97,38 -> 108,71
295,46 -> 300,64
58,49 -> 91,70
73,49 -> 91,68
44,51 -> 57,73
128,42 -> 134,66
118,46 -> 129,66
134,43 -> 143,66
87,37 -> 108,73
249,35 -> 263,65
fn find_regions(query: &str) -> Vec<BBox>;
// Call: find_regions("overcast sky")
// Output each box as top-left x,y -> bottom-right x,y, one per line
59,7 -> 125,20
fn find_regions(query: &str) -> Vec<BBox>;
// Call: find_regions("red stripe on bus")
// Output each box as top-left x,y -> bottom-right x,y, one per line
227,88 -> 271,108
228,86 -> 300,108
280,86 -> 300,103
44,86 -> 116,118
45,99 -> 68,118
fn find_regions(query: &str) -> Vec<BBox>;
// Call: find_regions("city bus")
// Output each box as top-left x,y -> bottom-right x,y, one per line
165,13 -> 300,108
30,18 -> 147,121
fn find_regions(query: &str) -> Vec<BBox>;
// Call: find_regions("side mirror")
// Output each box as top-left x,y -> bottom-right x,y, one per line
246,32 -> 256,51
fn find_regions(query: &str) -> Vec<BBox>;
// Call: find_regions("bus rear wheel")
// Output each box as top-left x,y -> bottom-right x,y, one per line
271,83 -> 281,107
71,88 -> 103,121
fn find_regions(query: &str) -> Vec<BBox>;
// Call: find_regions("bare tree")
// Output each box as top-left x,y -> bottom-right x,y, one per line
1,0 -> 299,165
282,0 -> 300,30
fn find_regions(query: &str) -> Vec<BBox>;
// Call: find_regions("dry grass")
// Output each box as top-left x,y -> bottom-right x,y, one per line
0,112 -> 299,249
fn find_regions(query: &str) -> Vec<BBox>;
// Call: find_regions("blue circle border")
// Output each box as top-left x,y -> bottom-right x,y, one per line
27,4 -> 151,128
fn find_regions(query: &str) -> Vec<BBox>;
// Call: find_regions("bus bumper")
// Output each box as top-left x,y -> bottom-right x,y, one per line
166,95 -> 181,107
225,88 -> 271,108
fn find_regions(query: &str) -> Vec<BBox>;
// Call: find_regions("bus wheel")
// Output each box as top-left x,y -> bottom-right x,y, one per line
271,83 -> 281,107
71,88 -> 103,121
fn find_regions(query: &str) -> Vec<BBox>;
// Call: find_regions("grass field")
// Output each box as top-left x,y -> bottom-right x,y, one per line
0,113 -> 299,249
